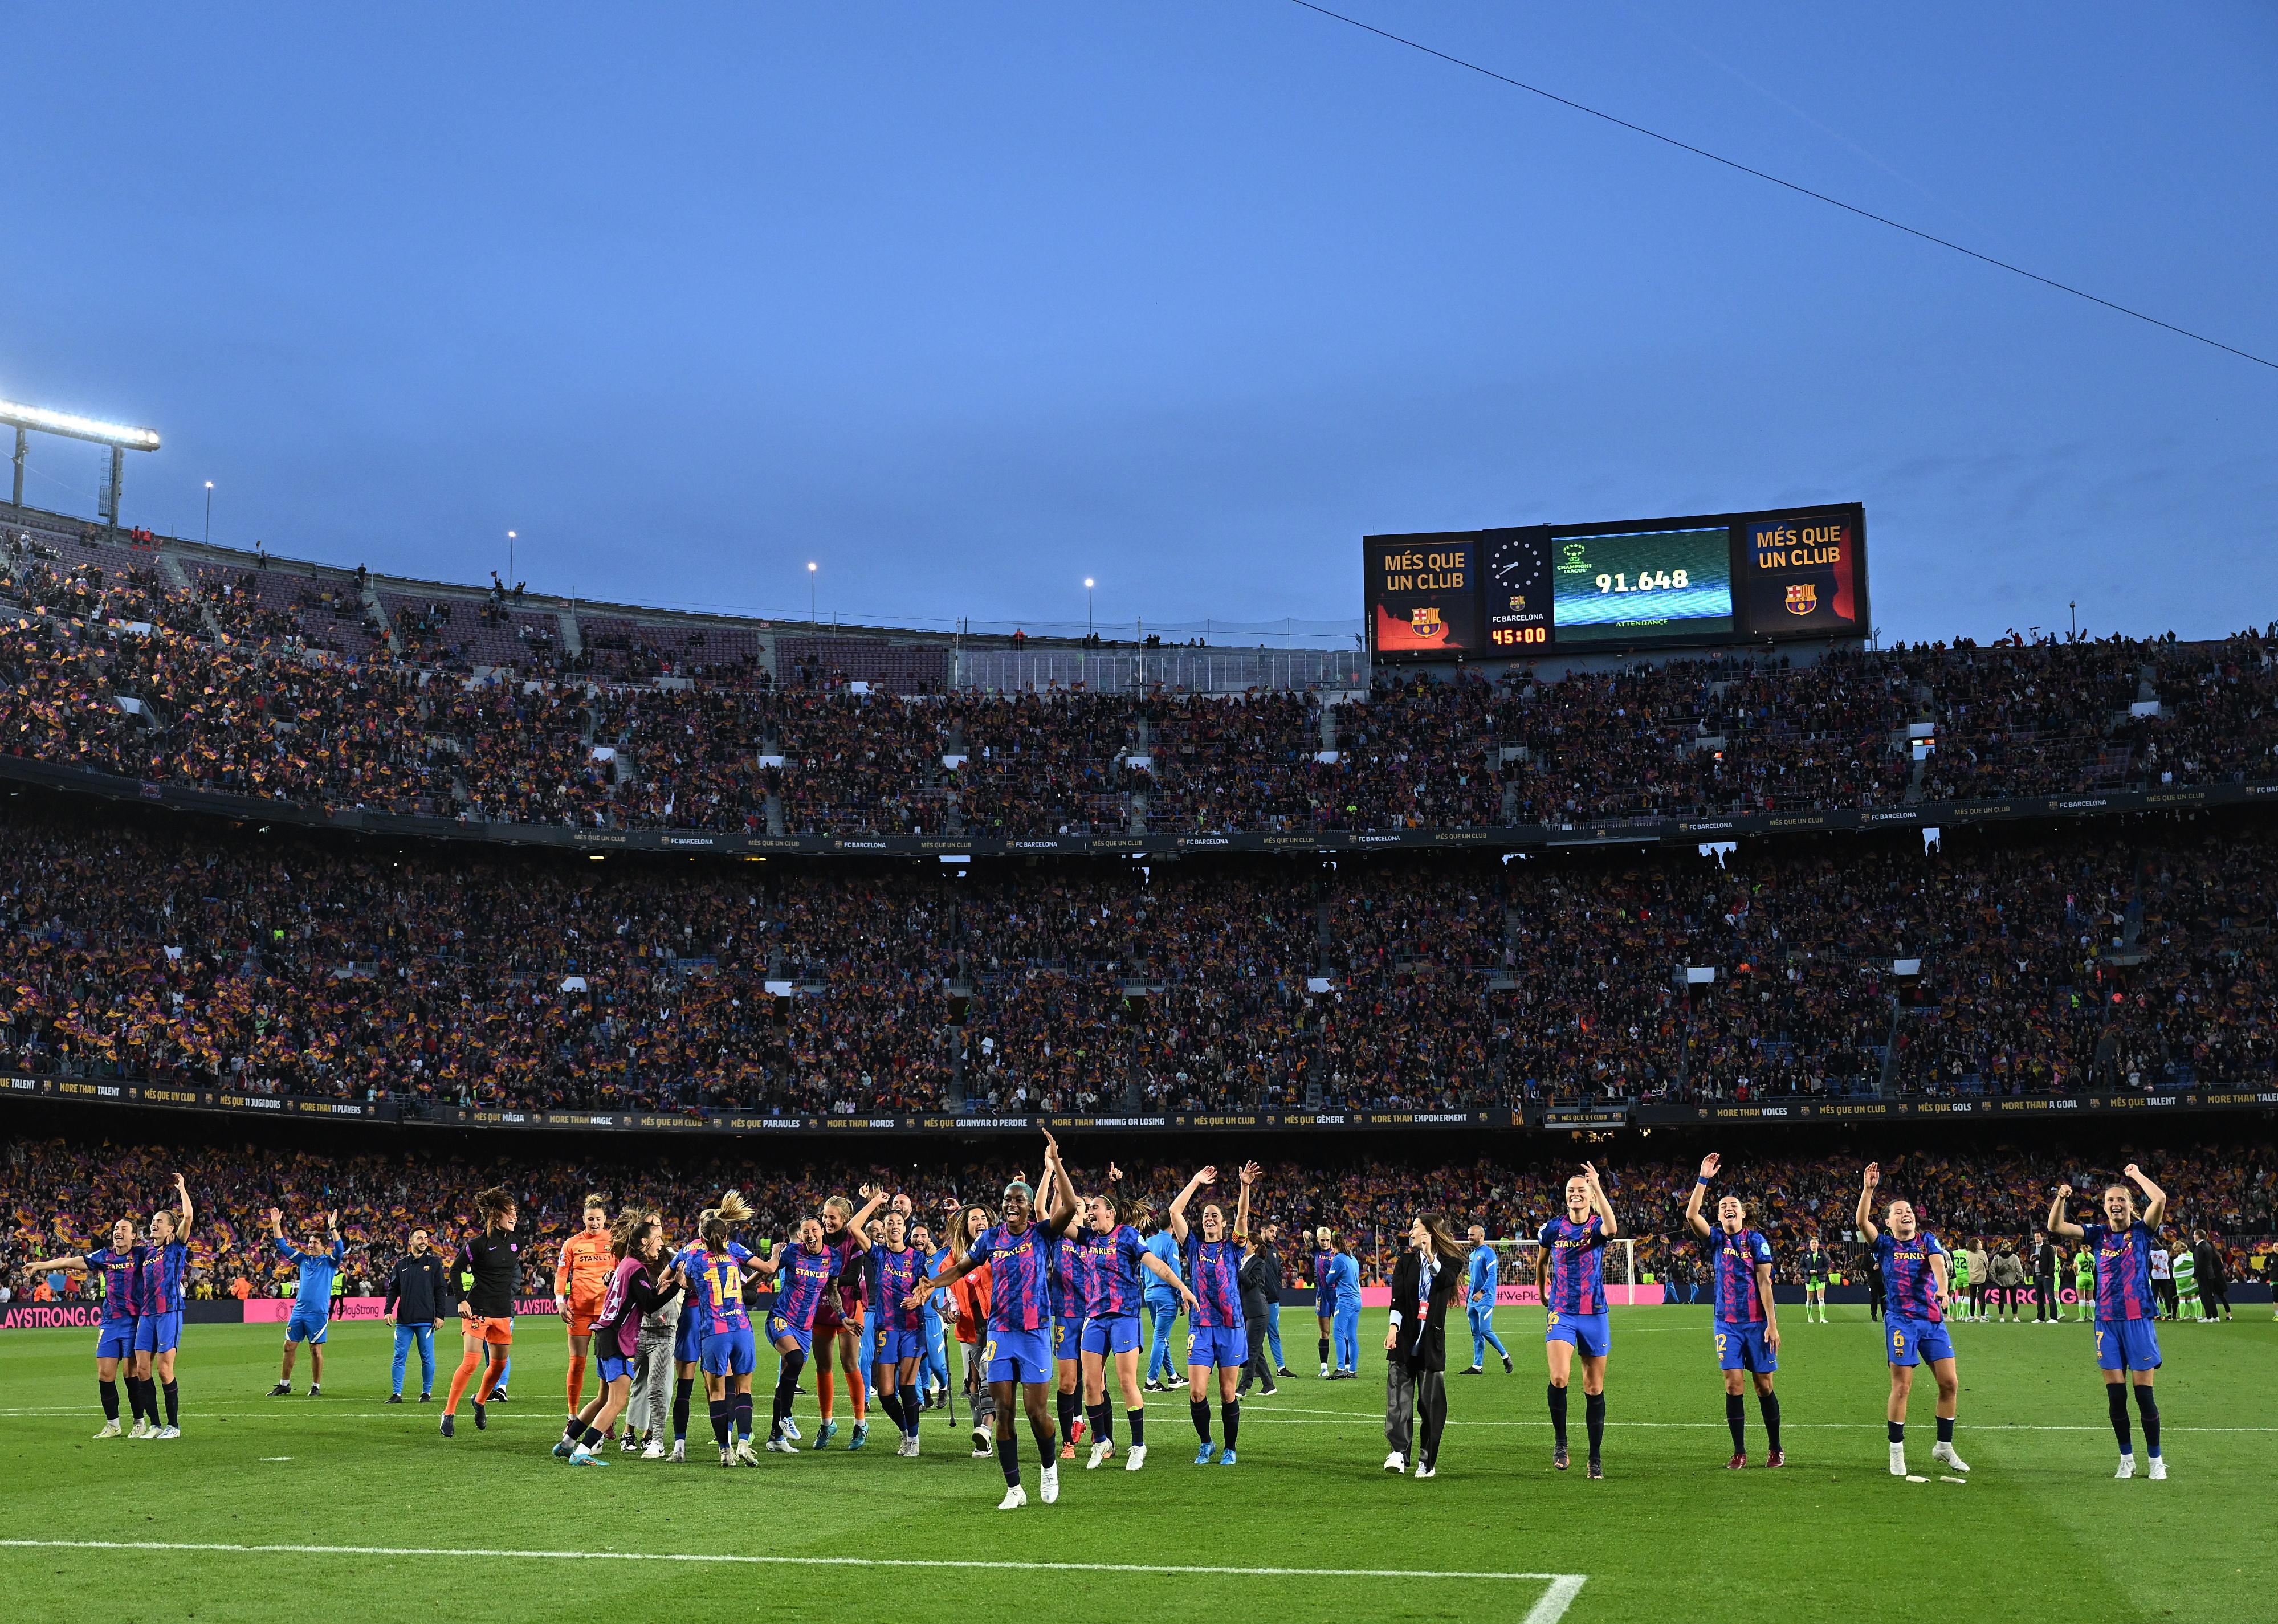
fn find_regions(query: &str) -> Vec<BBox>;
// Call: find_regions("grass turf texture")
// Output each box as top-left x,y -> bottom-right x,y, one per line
3,1307 -> 2272,1623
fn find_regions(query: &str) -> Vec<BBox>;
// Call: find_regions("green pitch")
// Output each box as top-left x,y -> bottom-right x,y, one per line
4,1309 -> 2272,1623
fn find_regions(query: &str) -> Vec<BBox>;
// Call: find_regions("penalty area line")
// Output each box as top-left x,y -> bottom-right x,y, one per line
0,1542 -> 1587,1618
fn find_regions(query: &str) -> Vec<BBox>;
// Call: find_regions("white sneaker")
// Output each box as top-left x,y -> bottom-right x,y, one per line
971,1422 -> 993,1453
1888,1443 -> 1907,1477
2115,1453 -> 2136,1479
641,1439 -> 666,1459
997,1484 -> 1027,1511
1087,1440 -> 1113,1470
907,1431 -> 922,1456
1318,1365 -> 1329,1378
1415,1460 -> 1436,1479
783,1416 -> 802,1442
1039,1464 -> 1060,1504
667,1440 -> 685,1462
129,1419 -> 153,1439
733,1439 -> 761,1466
719,1446 -> 735,1466
95,1419 -> 122,1439
1385,1450 -> 1406,1473
156,1425 -> 181,1440
2147,1456 -> 2167,1480
1124,1442 -> 1147,1471
1931,1440 -> 1970,1474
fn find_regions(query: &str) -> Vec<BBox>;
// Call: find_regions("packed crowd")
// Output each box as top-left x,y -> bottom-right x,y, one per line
5,1132 -> 2272,1305
0,790 -> 2272,1116
7,525 -> 2278,837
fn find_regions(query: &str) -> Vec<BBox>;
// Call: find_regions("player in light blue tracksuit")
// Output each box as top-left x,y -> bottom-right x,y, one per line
266,1207 -> 343,1397
912,1223 -> 951,1407
1329,1244 -> 1362,1377
1143,1219 -> 1184,1389
1464,1224 -> 1512,1373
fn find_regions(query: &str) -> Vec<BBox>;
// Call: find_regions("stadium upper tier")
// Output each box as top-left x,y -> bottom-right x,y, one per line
0,797 -> 2271,1126
3,501 -> 2275,843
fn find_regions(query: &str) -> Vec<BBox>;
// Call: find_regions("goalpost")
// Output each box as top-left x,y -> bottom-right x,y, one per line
1484,1238 -> 1638,1305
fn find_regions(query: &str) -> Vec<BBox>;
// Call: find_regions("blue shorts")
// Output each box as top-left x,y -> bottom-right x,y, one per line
873,1325 -> 923,1366
1315,1295 -> 1335,1317
1546,1311 -> 1609,1359
764,1315 -> 812,1356
134,1312 -> 182,1355
983,1325 -> 1054,1384
1714,1319 -> 1776,1374
286,1305 -> 330,1345
1055,1315 -> 1083,1361
96,1320 -> 137,1361
2094,1317 -> 2161,1373
1187,1323 -> 1248,1370
1885,1312 -> 1955,1368
674,1312 -> 702,1365
1081,1313 -> 1142,1356
700,1327 -> 757,1377
597,1353 -> 634,1385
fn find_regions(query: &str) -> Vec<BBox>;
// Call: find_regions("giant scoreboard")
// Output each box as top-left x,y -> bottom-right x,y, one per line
1365,501 -> 1866,661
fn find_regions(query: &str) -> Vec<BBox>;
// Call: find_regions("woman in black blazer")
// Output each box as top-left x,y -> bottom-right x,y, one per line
1384,1212 -> 1469,1478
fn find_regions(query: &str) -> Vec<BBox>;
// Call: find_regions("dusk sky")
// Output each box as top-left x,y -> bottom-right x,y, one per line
6,4 -> 2272,643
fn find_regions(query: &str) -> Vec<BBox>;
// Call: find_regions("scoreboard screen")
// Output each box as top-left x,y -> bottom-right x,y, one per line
1366,501 -> 1865,660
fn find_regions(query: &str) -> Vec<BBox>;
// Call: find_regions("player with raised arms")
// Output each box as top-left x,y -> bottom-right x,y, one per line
439,1186 -> 524,1439
810,1192 -> 871,1450
555,1193 -> 613,1430
1169,1159 -> 1258,1466
1855,1162 -> 1967,1478
132,1174 -> 193,1439
1046,1177 -> 1087,1462
755,1194 -> 878,1455
849,1185 -> 930,1456
1052,1156 -> 1197,1471
904,1131 -> 1070,1509
264,1206 -> 343,1398
22,1214 -> 147,1438
1683,1153 -> 1783,1469
2047,1165 -> 2170,1479
1538,1162 -> 1618,1478
1460,1222 -> 1511,1375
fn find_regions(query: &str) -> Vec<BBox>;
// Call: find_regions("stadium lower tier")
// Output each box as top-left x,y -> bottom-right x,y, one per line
5,1123 -> 2273,1307
0,794 -> 2273,1119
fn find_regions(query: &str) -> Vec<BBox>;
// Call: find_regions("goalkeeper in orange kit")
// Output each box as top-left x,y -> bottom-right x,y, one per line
556,1194 -> 614,1422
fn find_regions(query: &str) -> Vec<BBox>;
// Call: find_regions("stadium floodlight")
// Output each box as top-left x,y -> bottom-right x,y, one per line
2,398 -> 161,529
0,399 -> 161,452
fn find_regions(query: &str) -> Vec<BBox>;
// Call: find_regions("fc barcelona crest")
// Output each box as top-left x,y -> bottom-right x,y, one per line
1784,582 -> 1817,615
1408,606 -> 1446,639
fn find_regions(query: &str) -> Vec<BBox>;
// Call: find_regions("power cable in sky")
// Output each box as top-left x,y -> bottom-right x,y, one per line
1287,0 -> 2277,373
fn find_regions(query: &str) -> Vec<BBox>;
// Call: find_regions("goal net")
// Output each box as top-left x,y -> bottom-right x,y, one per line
1480,1238 -> 1637,1307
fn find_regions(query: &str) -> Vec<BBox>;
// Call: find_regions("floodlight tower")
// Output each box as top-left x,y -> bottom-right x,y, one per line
0,399 -> 162,530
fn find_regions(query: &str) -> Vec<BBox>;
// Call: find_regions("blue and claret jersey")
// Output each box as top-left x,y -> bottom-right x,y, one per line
84,1246 -> 148,1323
1182,1232 -> 1245,1329
1466,1245 -> 1499,1304
1538,1214 -> 1608,1315
768,1243 -> 835,1332
1705,1226 -> 1772,1324
2082,1222 -> 2156,1321
968,1223 -> 1052,1331
863,1242 -> 924,1335
687,1241 -> 755,1335
275,1236 -> 343,1310
814,1233 -> 862,1320
1312,1249 -> 1336,1308
1874,1230 -> 1947,1321
1077,1223 -> 1149,1318
137,1239 -> 189,1317
1048,1227 -> 1083,1322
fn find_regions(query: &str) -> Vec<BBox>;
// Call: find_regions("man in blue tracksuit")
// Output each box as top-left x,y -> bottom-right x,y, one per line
1330,1244 -> 1362,1377
266,1207 -> 343,1396
1143,1218 -> 1184,1389
1462,1223 -> 1511,1373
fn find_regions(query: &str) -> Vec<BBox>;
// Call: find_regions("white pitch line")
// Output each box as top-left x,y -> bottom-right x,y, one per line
0,1542 -> 1584,1606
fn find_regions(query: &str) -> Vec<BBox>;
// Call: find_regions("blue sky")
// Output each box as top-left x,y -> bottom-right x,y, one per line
5,3 -> 2272,643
